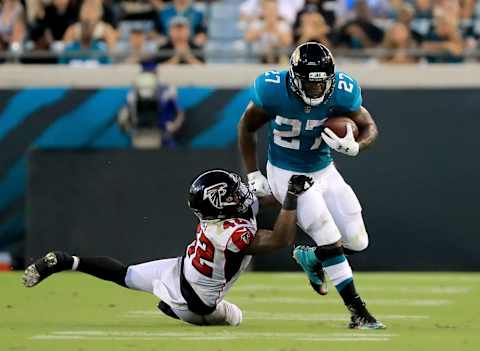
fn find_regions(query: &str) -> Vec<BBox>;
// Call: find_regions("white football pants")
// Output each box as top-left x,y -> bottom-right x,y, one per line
125,258 -> 242,326
267,161 -> 369,250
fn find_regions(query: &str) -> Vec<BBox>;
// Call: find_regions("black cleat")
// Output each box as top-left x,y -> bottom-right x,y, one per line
347,298 -> 386,330
23,251 -> 73,288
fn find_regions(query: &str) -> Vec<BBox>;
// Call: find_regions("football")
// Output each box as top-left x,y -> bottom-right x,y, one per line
324,117 -> 359,139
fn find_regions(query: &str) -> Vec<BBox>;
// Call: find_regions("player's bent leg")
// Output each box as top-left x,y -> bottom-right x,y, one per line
292,173 -> 341,296
323,166 -> 369,254
342,218 -> 369,254
314,242 -> 385,329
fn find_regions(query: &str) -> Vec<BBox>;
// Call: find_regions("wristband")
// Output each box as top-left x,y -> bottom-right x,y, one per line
282,192 -> 298,210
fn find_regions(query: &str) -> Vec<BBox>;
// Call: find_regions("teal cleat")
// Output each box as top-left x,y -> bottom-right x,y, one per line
293,245 -> 328,295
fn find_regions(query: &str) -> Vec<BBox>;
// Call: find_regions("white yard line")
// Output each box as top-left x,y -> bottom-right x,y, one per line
230,297 -> 451,306
125,310 -> 428,321
32,330 -> 394,342
260,274 -> 479,282
233,284 -> 471,294
245,311 -> 430,321
32,335 -> 391,341
52,331 -> 397,337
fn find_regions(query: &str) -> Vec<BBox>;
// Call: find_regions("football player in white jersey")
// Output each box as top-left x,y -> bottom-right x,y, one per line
23,169 -> 313,326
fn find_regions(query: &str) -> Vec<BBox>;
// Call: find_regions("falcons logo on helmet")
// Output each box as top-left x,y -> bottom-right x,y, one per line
203,182 -> 236,209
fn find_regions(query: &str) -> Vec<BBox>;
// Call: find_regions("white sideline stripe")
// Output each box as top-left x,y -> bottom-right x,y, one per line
31,331 -> 394,342
271,274 -> 480,282
32,335 -> 391,342
244,312 -> 427,322
125,310 -> 428,321
52,331 -> 396,337
232,297 -> 451,306
234,284 -> 470,294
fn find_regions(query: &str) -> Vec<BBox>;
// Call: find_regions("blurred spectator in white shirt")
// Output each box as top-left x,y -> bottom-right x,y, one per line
244,0 -> 293,63
240,0 -> 304,25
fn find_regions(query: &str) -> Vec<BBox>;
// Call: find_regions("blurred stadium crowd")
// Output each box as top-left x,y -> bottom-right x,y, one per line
0,0 -> 479,65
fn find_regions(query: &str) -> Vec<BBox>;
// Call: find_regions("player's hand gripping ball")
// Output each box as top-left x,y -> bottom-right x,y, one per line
288,175 -> 314,196
323,117 -> 359,138
322,117 -> 360,157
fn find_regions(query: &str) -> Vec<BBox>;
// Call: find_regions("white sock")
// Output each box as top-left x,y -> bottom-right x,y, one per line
72,256 -> 80,271
321,255 -> 353,291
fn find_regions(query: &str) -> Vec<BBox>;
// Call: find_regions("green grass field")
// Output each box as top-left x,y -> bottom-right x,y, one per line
1,272 -> 479,351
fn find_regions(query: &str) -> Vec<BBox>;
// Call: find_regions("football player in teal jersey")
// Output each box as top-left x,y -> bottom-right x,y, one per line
237,42 -> 384,329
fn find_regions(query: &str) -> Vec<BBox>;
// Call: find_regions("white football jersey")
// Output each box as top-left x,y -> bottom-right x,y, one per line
183,214 -> 257,307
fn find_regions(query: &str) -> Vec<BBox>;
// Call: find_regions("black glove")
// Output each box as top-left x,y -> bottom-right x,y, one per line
288,175 -> 314,196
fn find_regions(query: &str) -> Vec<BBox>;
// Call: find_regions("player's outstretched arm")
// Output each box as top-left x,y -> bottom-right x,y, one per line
245,176 -> 314,255
238,102 -> 273,197
347,106 -> 378,151
237,102 -> 271,173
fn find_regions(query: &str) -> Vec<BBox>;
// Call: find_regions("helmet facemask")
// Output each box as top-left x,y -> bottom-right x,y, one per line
289,68 -> 335,106
229,174 -> 255,215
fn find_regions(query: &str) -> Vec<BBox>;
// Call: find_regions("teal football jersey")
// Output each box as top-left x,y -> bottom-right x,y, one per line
251,70 -> 362,172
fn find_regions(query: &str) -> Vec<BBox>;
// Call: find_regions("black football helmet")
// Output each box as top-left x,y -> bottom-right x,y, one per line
289,42 -> 335,106
188,169 -> 255,220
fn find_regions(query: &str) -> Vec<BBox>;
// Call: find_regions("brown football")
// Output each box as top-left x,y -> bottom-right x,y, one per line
324,117 -> 359,139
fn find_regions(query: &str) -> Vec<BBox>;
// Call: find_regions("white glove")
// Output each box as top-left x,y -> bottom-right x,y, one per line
247,170 -> 272,197
321,124 -> 359,157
